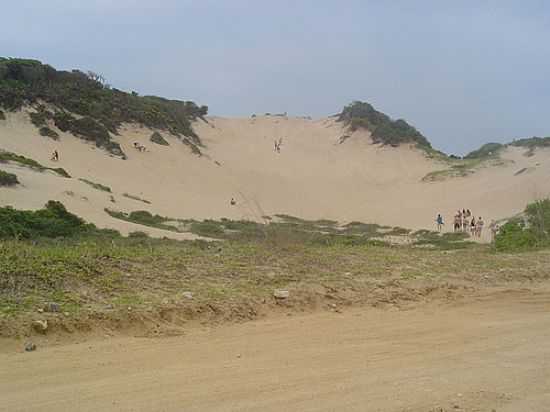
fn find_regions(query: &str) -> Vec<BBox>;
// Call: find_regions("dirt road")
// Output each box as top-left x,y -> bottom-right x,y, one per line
1,290 -> 549,412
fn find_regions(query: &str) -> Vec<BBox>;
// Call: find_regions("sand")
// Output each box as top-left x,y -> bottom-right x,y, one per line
1,290 -> 549,411
1,110 -> 549,239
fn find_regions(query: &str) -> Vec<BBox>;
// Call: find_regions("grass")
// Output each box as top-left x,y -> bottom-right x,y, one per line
123,193 -> 151,204
0,150 -> 71,178
1,232 -> 549,323
422,156 -> 511,182
79,178 -> 112,193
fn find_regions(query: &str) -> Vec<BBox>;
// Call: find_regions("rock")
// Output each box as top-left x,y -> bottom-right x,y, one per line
32,320 -> 48,334
43,302 -> 60,313
273,289 -> 290,299
24,342 -> 36,352
182,291 -> 194,300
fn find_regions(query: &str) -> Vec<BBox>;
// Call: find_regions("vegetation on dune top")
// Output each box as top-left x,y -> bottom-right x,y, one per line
0,150 -> 70,178
0,58 -> 208,157
464,142 -> 504,159
338,101 -> 432,149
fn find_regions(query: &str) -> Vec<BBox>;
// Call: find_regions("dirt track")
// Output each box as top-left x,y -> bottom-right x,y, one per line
1,290 -> 549,412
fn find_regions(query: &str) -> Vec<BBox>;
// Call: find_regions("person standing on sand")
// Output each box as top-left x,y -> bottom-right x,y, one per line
470,216 -> 476,236
476,217 -> 484,237
489,220 -> 499,242
436,214 -> 444,232
51,150 -> 59,161
454,214 -> 461,232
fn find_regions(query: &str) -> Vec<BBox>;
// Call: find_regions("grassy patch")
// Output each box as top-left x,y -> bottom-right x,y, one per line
0,150 -> 71,178
123,193 -> 151,204
79,178 -> 112,193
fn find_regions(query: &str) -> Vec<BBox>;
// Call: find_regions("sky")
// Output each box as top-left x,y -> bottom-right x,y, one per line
2,0 -> 550,154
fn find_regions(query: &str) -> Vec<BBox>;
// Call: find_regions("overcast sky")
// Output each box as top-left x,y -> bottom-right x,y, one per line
3,0 -> 549,154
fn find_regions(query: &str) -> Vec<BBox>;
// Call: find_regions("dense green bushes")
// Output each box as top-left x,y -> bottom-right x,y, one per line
338,101 -> 431,148
0,201 -> 94,238
0,170 -> 19,186
0,58 -> 207,156
495,199 -> 550,251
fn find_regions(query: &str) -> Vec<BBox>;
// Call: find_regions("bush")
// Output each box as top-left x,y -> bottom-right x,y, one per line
0,170 -> 19,186
495,199 -> 550,251
39,126 -> 59,139
79,178 -> 111,192
0,201 -> 93,238
150,131 -> 169,146
0,150 -> 70,178
464,143 -> 504,159
0,109 -> 5,120
338,101 -> 431,148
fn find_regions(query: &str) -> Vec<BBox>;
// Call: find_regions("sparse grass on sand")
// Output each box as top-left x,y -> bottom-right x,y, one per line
0,150 -> 70,178
79,178 -> 112,193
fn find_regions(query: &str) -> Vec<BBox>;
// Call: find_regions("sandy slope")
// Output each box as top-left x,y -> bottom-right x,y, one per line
1,290 -> 549,411
1,110 -> 549,238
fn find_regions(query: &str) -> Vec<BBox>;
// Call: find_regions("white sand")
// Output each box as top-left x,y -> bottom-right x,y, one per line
1,110 -> 549,239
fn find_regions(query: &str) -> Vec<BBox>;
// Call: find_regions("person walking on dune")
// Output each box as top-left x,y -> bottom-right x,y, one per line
436,214 -> 444,232
51,150 -> 59,161
453,214 -> 461,232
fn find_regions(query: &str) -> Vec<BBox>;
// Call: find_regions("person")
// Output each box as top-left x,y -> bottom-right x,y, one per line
470,216 -> 476,236
454,214 -> 461,232
476,217 -> 484,238
436,214 -> 444,232
489,220 -> 499,242
466,209 -> 472,218
51,150 -> 59,161
230,198 -> 236,206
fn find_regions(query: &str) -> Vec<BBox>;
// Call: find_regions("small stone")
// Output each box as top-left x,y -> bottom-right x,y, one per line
32,320 -> 48,334
37,308 -> 44,313
182,291 -> 194,300
44,302 -> 60,313
273,289 -> 290,299
24,342 -> 36,352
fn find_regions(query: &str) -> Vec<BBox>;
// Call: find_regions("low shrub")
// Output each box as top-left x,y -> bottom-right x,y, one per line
39,126 -> 59,139
150,131 -> 169,146
0,201 -> 93,239
0,170 -> 19,186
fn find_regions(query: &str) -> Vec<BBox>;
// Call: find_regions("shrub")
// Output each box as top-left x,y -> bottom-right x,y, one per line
0,201 -> 93,238
464,142 -> 504,159
79,178 -> 111,192
39,126 -> 59,139
0,170 -> 19,186
338,101 -> 431,148
0,150 -> 70,178
150,131 -> 169,146
495,199 -> 550,251
0,109 -> 5,120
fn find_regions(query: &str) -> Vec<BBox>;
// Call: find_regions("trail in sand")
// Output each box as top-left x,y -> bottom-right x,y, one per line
1,291 -> 549,411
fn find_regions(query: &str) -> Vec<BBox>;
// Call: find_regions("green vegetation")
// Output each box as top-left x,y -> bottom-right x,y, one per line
0,109 -> 5,120
79,178 -> 111,193
0,201 -> 95,239
0,150 -> 70,178
150,131 -> 169,146
510,136 -> 550,157
464,142 -> 504,159
495,199 -> 550,252
122,193 -> 151,204
0,170 -> 19,186
0,58 -> 207,157
413,230 -> 473,250
338,101 -> 432,149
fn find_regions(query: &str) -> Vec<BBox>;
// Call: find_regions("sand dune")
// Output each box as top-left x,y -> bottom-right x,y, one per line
1,110 -> 549,239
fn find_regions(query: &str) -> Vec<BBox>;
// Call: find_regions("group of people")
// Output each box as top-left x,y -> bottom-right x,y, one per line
435,209 -> 488,238
274,138 -> 283,153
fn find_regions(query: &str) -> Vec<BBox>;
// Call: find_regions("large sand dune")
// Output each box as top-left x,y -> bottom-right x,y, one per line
1,110 -> 549,238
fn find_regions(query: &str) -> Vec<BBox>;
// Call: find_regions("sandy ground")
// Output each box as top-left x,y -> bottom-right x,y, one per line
1,290 -> 549,411
1,111 -> 550,239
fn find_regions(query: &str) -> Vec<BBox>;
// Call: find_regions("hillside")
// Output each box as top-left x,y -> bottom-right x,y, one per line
1,59 -> 550,240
